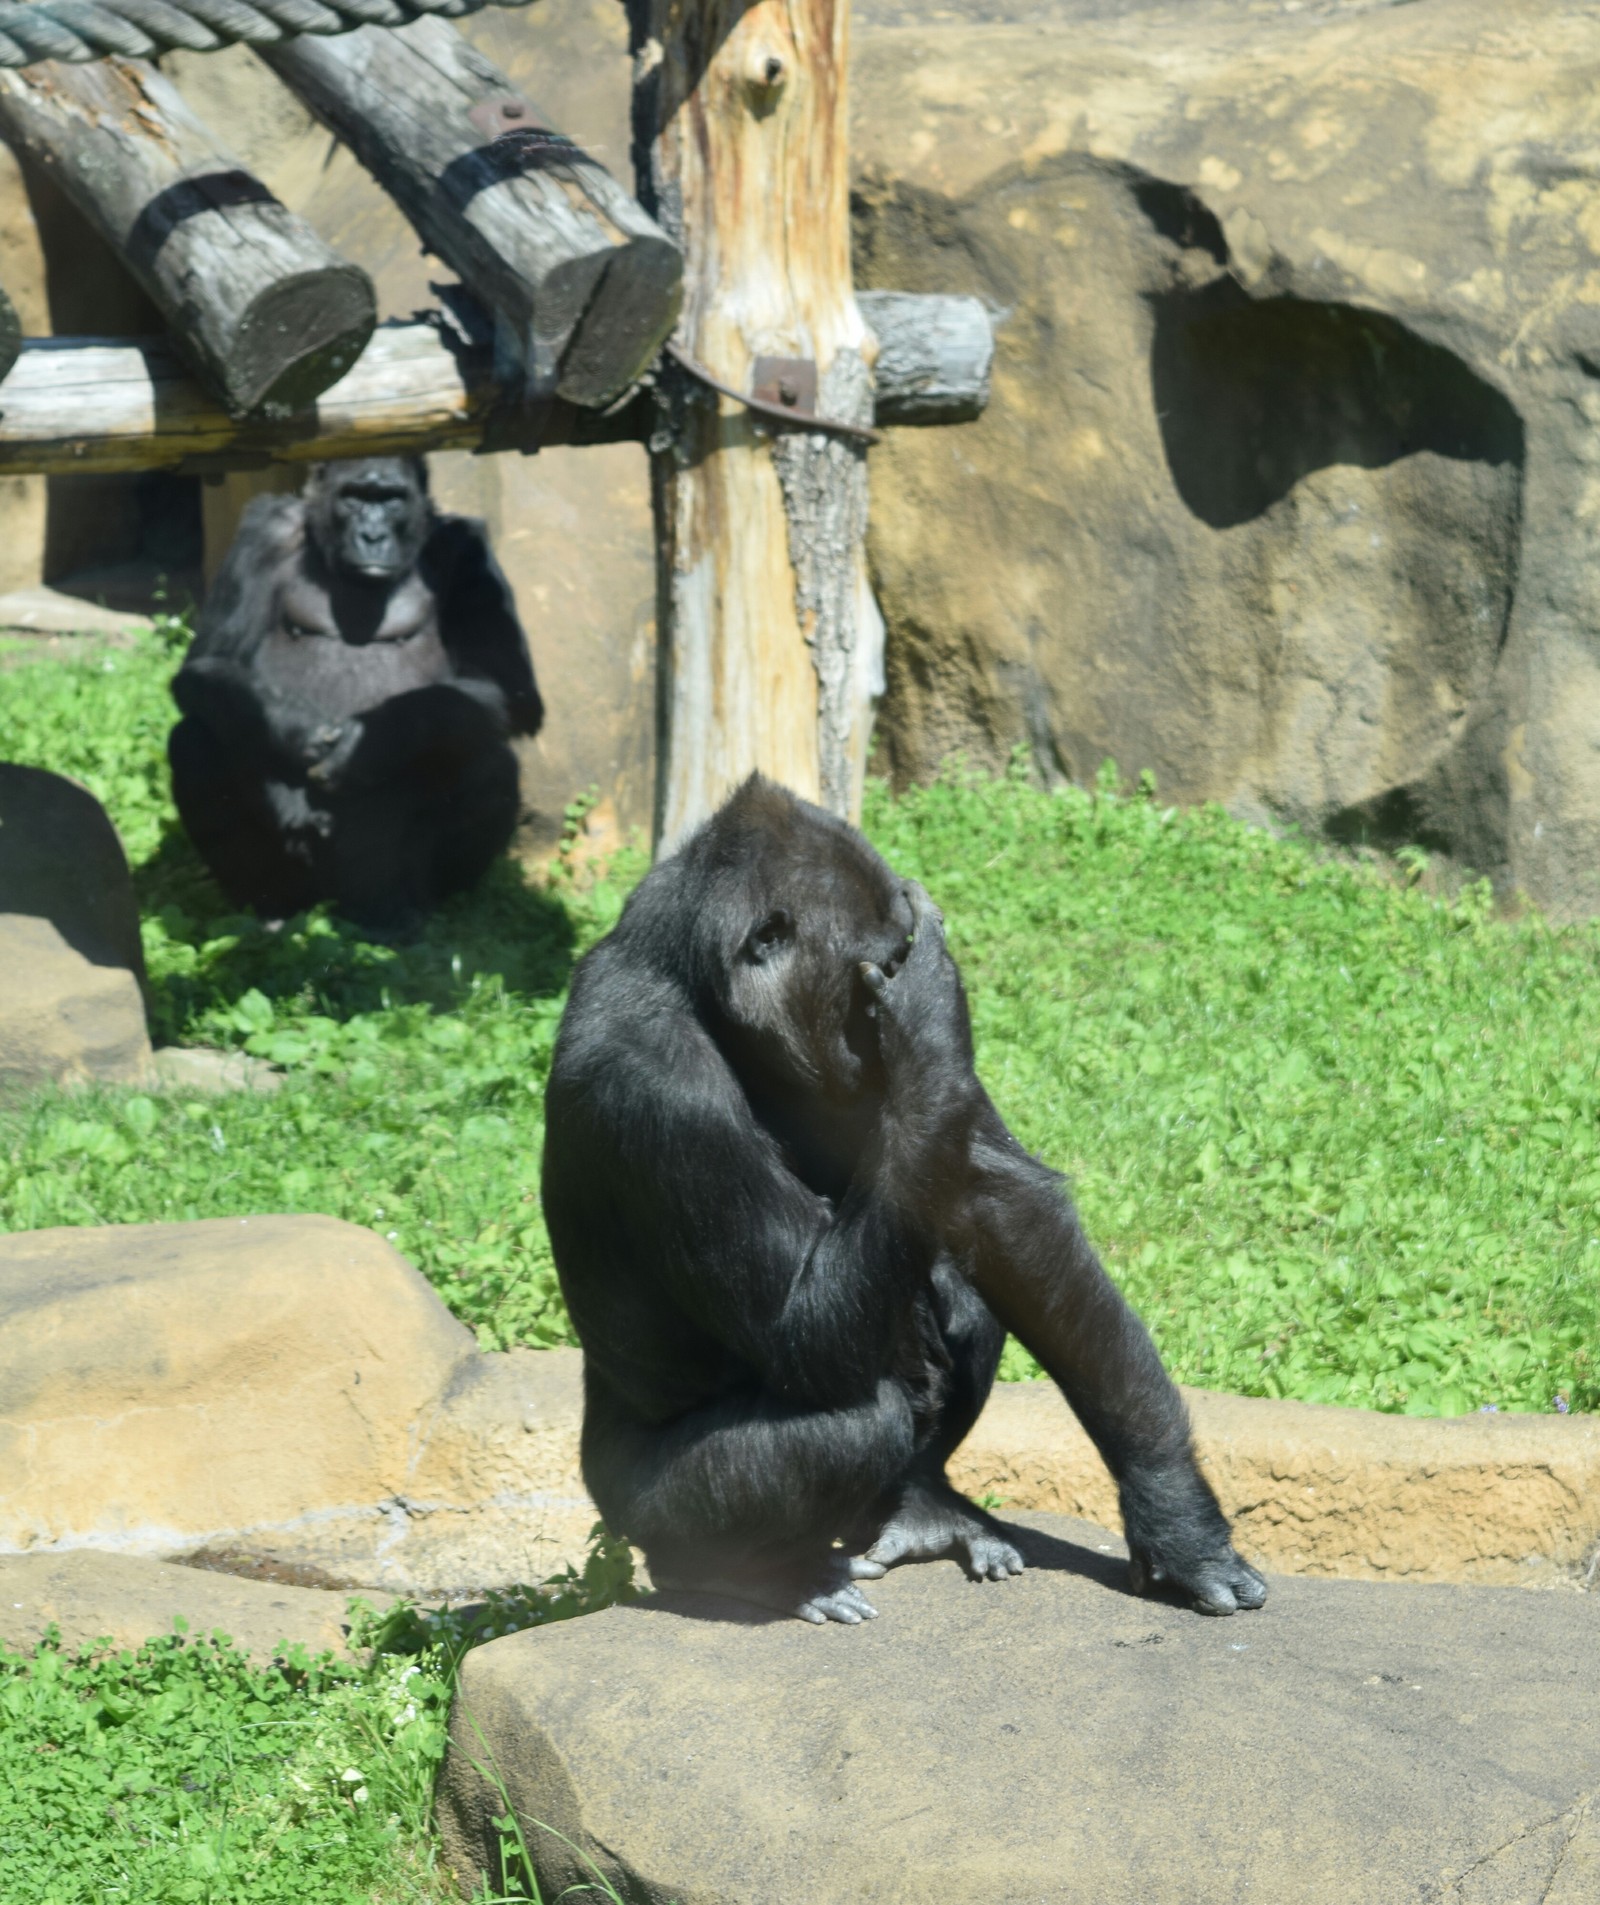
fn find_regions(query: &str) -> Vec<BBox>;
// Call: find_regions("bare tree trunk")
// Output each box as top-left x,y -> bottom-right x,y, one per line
630,0 -> 880,850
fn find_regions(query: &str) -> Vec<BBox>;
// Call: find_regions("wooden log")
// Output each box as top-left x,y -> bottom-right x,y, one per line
0,295 -> 989,476
0,280 -> 17,387
260,20 -> 682,409
0,57 -> 374,417
860,291 -> 992,426
0,324 -> 648,476
632,0 -> 878,848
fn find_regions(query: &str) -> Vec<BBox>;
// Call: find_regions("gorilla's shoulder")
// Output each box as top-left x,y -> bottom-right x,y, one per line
419,511 -> 496,581
236,492 -> 307,556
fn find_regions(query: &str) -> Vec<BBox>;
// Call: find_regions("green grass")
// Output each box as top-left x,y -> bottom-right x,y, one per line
0,1532 -> 639,1905
0,627 -> 1595,1414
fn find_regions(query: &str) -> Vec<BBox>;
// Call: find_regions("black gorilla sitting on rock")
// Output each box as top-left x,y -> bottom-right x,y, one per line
169,456 -> 541,930
543,776 -> 1268,1624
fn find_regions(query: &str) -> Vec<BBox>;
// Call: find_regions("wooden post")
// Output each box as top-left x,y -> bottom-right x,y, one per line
0,58 -> 374,417
630,0 -> 878,848
262,20 -> 683,410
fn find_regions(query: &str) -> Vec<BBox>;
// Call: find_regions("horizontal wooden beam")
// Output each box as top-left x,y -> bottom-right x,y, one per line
0,295 -> 995,475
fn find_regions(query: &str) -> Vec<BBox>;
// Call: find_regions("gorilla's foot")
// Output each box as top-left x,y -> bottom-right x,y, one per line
865,1478 -> 1025,1582
651,1552 -> 886,1626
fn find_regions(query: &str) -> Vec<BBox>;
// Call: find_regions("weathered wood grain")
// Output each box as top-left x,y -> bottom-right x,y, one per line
861,290 -> 993,426
0,295 -> 988,475
0,57 -> 373,416
0,323 -> 644,475
261,19 -> 681,409
632,0 -> 879,847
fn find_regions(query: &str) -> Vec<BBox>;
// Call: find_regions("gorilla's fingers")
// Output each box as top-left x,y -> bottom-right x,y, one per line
858,961 -> 888,999
847,1555 -> 887,1580
1130,1543 -> 1267,1616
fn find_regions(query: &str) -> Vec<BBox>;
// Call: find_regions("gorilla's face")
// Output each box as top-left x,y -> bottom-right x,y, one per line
307,456 -> 430,583
702,783 -> 914,1104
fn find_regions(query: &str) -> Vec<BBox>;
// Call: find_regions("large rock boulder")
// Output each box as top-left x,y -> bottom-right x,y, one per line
852,0 -> 1600,914
0,763 -> 146,992
438,1511 -> 1600,1905
0,915 -> 150,1094
0,1217 -> 596,1593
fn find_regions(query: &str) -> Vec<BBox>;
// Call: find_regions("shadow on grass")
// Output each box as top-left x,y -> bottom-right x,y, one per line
133,819 -> 579,1036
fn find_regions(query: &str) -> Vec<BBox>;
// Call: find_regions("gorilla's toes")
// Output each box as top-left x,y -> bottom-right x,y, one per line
964,1531 -> 1025,1581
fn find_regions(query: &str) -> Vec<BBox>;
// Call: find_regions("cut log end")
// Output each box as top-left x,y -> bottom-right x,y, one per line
553,236 -> 684,408
224,266 -> 377,418
862,290 -> 994,427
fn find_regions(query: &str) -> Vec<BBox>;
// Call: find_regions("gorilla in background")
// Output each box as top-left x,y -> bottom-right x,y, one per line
543,776 -> 1268,1624
169,456 -> 542,931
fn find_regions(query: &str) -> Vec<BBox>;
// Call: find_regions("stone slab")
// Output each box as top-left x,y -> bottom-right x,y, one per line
1,1219 -> 1592,1600
0,588 -> 150,640
0,1550 -> 375,1661
438,1511 -> 1600,1905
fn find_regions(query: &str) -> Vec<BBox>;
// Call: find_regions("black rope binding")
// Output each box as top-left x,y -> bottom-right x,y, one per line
0,0 -> 534,67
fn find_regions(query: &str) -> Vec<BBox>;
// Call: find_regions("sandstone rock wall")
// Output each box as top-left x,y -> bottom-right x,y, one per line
853,0 -> 1600,915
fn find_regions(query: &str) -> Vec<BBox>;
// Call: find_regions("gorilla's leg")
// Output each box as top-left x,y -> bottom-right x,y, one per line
428,740 -> 520,903
168,717 -> 321,918
863,1259 -> 1026,1581
582,1366 -> 916,1624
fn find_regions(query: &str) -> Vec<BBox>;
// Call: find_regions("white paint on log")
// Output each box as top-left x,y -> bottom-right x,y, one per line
0,326 -> 481,474
860,290 -> 993,424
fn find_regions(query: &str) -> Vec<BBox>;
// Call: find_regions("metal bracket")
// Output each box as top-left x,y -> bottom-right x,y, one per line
664,340 -> 880,444
751,354 -> 817,415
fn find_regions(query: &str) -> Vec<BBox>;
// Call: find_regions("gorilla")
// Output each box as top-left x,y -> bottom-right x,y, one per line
542,776 -> 1268,1624
169,456 -> 542,931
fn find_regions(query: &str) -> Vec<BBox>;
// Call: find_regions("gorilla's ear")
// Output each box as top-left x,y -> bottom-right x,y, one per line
745,909 -> 794,962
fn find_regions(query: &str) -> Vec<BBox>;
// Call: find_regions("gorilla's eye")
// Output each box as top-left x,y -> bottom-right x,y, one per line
746,909 -> 794,962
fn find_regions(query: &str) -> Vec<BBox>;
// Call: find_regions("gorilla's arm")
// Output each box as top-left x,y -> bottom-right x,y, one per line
422,515 -> 544,739
861,900 -> 1264,1613
173,495 -> 330,772
544,953 -> 966,1413
954,1098 -> 1265,1614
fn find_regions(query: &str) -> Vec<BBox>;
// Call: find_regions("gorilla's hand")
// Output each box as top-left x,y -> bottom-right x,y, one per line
858,882 -> 975,1096
305,718 -> 364,788
1128,1534 -> 1268,1616
266,781 -> 333,838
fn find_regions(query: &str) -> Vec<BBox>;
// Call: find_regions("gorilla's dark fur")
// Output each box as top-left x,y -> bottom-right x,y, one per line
169,456 -> 541,930
542,776 -> 1267,1623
